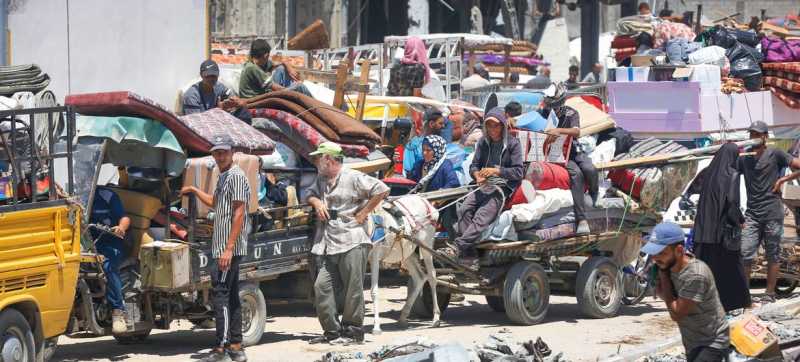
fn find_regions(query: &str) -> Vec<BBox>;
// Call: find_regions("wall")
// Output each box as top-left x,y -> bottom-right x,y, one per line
8,0 -> 206,107
210,0 -> 286,45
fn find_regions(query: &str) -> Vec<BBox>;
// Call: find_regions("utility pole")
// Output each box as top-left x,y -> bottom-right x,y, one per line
579,0 -> 600,78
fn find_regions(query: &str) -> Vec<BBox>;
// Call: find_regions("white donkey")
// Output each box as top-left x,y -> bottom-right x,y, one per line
369,194 -> 442,334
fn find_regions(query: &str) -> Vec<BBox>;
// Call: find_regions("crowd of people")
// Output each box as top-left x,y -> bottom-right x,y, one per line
83,33 -> 797,362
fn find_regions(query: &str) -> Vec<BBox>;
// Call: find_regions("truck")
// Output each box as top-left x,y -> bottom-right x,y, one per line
0,106 -> 80,361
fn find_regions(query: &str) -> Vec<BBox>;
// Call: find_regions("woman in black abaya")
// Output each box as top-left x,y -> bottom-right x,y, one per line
684,142 -> 751,311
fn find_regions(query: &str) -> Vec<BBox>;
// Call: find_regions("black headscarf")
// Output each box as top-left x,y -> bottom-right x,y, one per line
689,143 -> 743,244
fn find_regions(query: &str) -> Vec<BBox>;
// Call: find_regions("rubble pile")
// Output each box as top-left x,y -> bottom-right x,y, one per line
316,334 -> 566,362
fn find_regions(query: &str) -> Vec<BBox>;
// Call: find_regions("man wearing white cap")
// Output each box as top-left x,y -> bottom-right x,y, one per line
306,142 -> 389,344
642,222 -> 729,362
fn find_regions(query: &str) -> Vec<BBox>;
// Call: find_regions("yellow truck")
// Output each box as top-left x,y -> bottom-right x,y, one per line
0,106 -> 79,362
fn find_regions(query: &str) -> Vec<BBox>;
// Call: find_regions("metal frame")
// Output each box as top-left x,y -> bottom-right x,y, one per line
306,43 -> 385,95
0,106 -> 75,208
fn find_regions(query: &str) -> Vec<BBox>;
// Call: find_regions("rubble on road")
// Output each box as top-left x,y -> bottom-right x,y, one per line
316,333 -> 565,362
641,354 -> 686,362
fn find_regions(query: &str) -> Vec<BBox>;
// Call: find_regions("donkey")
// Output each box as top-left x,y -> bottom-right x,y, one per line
369,194 -> 442,334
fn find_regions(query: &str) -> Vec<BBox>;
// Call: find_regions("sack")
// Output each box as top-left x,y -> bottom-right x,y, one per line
761,36 -> 800,63
726,42 -> 763,89
710,27 -> 737,49
732,29 -> 759,47
688,45 -> 727,66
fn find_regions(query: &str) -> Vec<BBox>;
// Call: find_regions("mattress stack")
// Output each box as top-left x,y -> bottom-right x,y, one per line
762,62 -> 800,109
65,91 -> 275,155
0,64 -> 50,96
247,90 -> 382,155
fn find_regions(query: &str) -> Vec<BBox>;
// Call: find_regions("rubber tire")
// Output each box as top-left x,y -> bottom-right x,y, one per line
0,309 -> 36,362
576,257 -> 623,319
239,284 -> 267,347
113,329 -> 151,344
485,296 -> 505,312
409,278 -> 451,319
503,261 -> 550,325
776,278 -> 799,298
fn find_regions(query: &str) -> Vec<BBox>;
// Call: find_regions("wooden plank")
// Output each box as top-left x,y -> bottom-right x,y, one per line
354,59 -> 371,123
332,49 -> 354,110
595,139 -> 763,170
476,241 -> 532,250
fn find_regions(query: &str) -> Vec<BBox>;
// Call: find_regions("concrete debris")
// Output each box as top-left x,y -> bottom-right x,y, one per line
382,343 -> 471,362
475,334 -> 563,362
641,354 -> 686,362
319,351 -> 367,362
370,336 -> 438,360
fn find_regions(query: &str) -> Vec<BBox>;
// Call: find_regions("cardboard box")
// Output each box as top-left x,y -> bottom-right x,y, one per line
614,67 -> 651,82
140,241 -> 191,290
631,55 -> 654,67
730,314 -> 780,358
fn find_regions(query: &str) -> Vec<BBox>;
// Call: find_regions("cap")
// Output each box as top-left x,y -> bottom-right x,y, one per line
209,134 -> 232,152
747,121 -> 769,134
640,222 -> 685,255
309,141 -> 344,157
200,60 -> 220,77
424,108 -> 444,122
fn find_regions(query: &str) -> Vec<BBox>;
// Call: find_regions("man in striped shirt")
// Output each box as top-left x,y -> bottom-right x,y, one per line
182,135 -> 251,362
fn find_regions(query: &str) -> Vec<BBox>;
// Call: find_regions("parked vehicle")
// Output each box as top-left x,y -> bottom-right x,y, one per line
0,106 -> 80,361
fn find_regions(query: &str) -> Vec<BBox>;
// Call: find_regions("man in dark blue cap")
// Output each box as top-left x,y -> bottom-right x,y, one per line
739,120 -> 800,303
642,222 -> 729,362
182,135 -> 251,362
182,59 -> 252,123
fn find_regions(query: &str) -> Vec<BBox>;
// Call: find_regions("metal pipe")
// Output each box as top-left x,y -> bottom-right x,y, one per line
0,0 -> 7,65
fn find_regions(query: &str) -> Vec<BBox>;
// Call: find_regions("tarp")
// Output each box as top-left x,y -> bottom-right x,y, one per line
75,115 -> 186,176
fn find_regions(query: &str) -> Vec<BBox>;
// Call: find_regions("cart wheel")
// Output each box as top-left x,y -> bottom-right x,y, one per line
409,278 -> 451,319
576,257 -> 623,319
485,296 -> 505,312
240,284 -> 267,347
621,254 -> 651,306
776,278 -> 799,298
503,261 -> 550,325
0,309 -> 36,362
113,329 -> 151,344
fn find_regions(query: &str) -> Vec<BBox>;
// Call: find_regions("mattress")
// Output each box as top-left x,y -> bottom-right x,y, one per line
250,109 -> 370,158
66,91 -> 274,155
247,90 -> 381,146
768,86 -> 800,109
761,62 -> 800,73
764,70 -> 800,82
764,76 -> 800,93
516,207 -> 658,242
178,108 -> 275,155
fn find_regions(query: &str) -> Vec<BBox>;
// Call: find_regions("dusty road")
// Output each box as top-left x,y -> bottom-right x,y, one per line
54,284 -> 677,362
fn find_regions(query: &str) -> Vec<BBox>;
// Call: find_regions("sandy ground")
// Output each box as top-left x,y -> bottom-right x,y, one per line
54,284 -> 678,362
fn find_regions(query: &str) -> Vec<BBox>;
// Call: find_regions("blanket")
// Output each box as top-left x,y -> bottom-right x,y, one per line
178,109 -> 275,154
250,109 -> 370,157
247,90 -> 381,145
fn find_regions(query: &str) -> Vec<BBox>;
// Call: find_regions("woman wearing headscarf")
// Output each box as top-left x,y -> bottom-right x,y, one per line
387,37 -> 431,97
684,143 -> 751,312
408,135 -> 460,193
